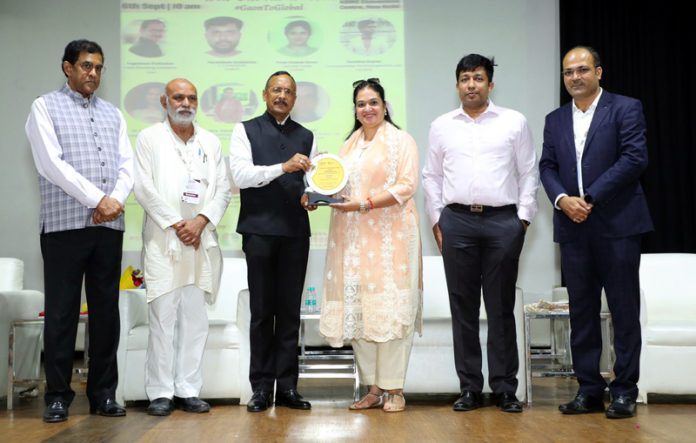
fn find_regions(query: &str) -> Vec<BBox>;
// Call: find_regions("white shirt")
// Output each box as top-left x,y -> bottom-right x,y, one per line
228,117 -> 317,189
553,88 -> 603,208
25,95 -> 133,208
134,120 -> 231,303
572,88 -> 603,197
423,101 -> 539,226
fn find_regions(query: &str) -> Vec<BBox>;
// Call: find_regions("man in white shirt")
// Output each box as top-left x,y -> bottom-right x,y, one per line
134,78 -> 231,416
26,39 -> 133,422
423,53 -> 539,413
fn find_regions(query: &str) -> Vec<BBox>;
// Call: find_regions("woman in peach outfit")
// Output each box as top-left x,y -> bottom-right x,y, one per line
319,79 -> 422,412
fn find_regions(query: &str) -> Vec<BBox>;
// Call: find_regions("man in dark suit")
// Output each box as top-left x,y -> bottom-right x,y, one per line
539,46 -> 653,419
228,71 -> 316,412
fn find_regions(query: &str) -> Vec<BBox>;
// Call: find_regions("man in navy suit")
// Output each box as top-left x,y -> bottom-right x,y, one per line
539,46 -> 653,419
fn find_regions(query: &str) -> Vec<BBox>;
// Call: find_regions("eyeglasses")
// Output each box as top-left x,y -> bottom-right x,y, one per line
77,61 -> 105,74
562,66 -> 594,78
268,87 -> 296,96
352,78 -> 381,88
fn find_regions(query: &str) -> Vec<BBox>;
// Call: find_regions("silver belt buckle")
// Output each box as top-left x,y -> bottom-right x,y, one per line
470,204 -> 483,213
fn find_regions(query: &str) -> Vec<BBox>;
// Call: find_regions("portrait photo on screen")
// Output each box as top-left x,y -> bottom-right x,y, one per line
291,81 -> 330,123
200,83 -> 259,124
125,19 -> 166,58
270,18 -> 320,57
124,82 -> 166,124
204,16 -> 244,58
340,17 -> 395,56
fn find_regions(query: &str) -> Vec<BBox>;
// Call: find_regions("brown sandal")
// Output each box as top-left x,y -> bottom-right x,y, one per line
383,393 -> 406,412
349,392 -> 384,410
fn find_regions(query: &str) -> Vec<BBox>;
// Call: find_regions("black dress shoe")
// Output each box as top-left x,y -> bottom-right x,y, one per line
247,390 -> 273,412
453,390 -> 482,411
559,393 -> 605,414
174,396 -> 210,413
497,392 -> 523,413
275,389 -> 311,410
90,397 -> 126,417
147,397 -> 174,416
606,395 -> 636,419
43,400 -> 68,423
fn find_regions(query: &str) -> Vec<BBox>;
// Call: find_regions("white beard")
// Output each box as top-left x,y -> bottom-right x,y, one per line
166,99 -> 196,125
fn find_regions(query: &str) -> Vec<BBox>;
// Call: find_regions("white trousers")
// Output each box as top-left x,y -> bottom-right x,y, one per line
351,329 -> 415,390
145,285 -> 208,400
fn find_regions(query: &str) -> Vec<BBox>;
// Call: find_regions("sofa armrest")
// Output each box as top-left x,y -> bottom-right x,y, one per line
236,289 -> 252,403
0,290 -> 44,395
117,289 -> 148,405
0,290 -> 44,320
236,289 -> 249,333
119,289 -> 148,331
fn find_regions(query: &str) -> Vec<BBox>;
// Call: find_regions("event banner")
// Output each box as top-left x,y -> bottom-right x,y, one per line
121,0 -> 405,250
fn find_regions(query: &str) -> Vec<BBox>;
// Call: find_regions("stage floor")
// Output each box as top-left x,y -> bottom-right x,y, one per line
2,370 -> 695,442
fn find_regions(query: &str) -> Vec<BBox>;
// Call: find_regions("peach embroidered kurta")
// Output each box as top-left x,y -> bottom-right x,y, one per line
320,122 -> 423,347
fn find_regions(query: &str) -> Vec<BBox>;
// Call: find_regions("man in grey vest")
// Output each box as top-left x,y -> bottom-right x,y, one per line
229,71 -> 316,412
26,39 -> 133,423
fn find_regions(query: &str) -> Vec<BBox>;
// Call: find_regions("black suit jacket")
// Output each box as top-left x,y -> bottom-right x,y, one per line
539,91 -> 653,242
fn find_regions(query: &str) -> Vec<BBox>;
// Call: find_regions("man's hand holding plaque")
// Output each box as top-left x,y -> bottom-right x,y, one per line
305,153 -> 347,205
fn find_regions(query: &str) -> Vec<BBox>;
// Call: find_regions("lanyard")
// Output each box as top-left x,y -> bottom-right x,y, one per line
167,126 -> 204,177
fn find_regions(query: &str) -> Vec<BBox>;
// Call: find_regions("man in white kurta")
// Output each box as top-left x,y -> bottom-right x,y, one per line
134,79 -> 231,416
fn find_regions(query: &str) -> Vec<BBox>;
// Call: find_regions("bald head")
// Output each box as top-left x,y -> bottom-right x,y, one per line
164,78 -> 197,96
161,78 -> 198,126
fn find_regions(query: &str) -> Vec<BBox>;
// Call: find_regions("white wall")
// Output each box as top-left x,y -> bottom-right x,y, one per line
0,0 -> 560,302
0,0 -> 123,291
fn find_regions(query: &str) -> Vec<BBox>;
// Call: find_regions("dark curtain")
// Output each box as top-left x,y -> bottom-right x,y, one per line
559,1 -> 696,252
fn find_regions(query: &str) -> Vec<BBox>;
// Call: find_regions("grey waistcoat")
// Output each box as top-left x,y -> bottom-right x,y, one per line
40,85 -> 125,233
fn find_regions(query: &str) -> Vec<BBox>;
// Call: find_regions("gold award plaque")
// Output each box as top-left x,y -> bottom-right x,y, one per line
306,153 -> 347,195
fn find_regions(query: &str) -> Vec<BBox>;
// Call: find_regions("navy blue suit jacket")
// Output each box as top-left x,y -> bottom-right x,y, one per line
539,91 -> 653,243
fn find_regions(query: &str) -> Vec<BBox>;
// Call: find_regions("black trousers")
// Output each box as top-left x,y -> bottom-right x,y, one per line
561,233 -> 642,400
439,205 -> 525,394
242,234 -> 309,393
40,227 -> 123,407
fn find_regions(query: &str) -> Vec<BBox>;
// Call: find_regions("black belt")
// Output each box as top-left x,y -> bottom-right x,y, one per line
447,203 -> 516,214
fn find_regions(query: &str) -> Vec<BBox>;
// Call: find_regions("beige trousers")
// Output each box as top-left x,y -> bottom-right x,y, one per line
351,329 -> 415,390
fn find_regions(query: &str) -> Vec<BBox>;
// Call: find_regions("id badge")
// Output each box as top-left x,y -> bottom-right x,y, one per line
182,178 -> 202,204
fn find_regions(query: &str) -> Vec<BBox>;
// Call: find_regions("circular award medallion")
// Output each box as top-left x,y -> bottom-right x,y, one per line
306,153 -> 347,196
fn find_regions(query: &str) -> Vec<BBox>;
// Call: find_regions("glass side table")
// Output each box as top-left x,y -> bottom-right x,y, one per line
7,315 -> 89,410
298,313 -> 360,401
524,310 -> 613,406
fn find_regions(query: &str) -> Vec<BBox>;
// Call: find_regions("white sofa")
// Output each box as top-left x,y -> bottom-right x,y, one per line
116,257 -> 252,405
0,258 -> 44,405
0,258 -> 45,407
405,256 -> 527,400
637,253 -> 696,403
117,255 -> 527,404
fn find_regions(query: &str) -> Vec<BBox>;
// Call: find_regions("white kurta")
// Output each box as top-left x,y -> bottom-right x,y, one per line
134,120 -> 231,304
